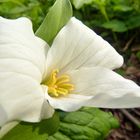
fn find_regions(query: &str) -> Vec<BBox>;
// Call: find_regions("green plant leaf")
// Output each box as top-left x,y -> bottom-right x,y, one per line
1,108 -> 119,140
49,108 -> 119,140
1,112 -> 59,140
126,15 -> 140,30
102,20 -> 127,32
113,5 -> 133,12
35,0 -> 73,45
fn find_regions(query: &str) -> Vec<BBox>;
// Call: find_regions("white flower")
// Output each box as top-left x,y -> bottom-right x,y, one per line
0,16 -> 140,127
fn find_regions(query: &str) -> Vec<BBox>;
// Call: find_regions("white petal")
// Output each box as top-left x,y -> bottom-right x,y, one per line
0,72 -> 45,126
46,91 -> 92,112
45,17 -> 123,76
0,17 -> 54,125
0,121 -> 19,138
41,86 -> 55,119
0,17 -> 49,82
67,67 -> 140,108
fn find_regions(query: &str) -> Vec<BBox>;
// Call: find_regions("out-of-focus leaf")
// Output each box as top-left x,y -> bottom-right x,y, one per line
102,20 -> 127,32
126,15 -> 140,30
113,5 -> 133,12
36,0 -> 73,45
116,69 -> 126,76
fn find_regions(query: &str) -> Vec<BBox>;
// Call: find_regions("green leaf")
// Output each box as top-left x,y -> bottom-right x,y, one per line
102,20 -> 127,32
126,15 -> 140,30
1,108 -> 119,140
113,5 -> 133,12
1,112 -> 59,140
35,0 -> 73,45
49,108 -> 119,140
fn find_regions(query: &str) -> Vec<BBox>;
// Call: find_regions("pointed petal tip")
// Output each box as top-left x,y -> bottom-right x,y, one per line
111,51 -> 124,69
68,67 -> 140,108
47,16 -> 124,73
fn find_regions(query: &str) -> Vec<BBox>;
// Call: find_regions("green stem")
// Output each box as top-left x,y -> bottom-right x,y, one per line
100,6 -> 109,22
99,5 -> 118,42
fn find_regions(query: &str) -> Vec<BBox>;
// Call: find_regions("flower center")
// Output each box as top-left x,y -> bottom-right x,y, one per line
44,69 -> 74,97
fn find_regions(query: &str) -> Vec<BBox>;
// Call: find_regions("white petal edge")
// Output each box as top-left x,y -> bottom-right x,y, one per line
0,121 -> 19,139
45,17 -> 123,77
45,88 -> 93,112
0,72 -> 45,126
41,86 -> 55,119
67,67 -> 140,108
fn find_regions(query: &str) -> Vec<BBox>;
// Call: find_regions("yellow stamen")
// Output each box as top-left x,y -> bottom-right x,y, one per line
48,87 -> 58,97
56,75 -> 70,85
45,69 -> 59,86
57,88 -> 68,95
59,83 -> 74,91
44,69 -> 74,97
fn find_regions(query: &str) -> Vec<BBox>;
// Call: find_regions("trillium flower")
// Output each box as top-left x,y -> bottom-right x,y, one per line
0,16 -> 140,127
